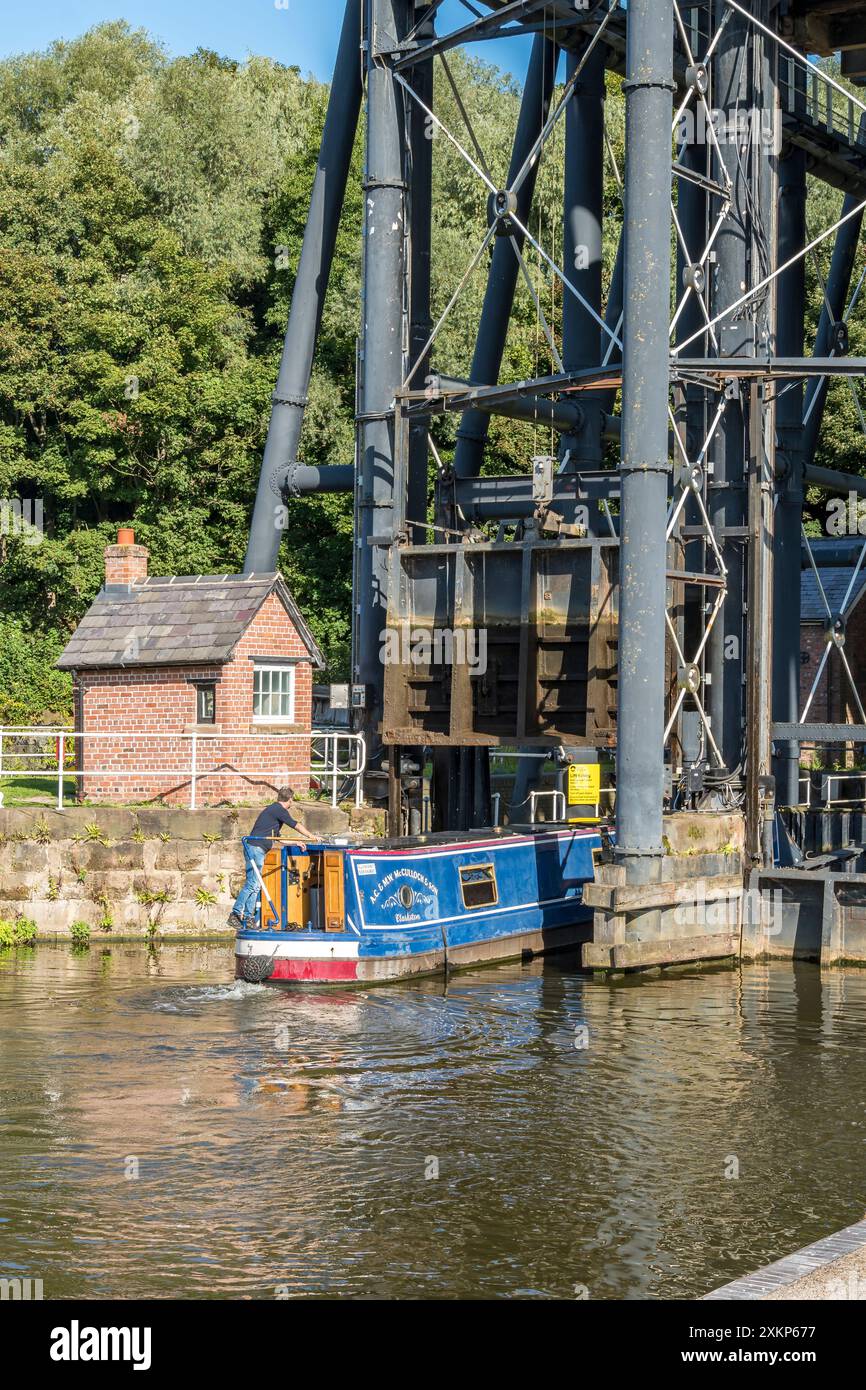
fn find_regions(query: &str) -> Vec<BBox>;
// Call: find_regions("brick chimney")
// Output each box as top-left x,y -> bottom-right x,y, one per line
104,529 -> 149,588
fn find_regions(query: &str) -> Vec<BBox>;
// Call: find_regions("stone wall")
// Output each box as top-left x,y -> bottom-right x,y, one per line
0,803 -> 353,939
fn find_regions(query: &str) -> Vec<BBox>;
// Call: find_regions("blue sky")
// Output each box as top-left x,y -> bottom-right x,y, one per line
0,1 -> 532,81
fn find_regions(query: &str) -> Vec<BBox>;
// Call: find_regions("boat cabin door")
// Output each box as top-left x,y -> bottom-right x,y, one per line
262,848 -> 345,933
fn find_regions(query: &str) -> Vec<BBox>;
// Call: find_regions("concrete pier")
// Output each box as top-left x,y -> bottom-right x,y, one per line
705,1219 -> 866,1300
582,811 -> 746,972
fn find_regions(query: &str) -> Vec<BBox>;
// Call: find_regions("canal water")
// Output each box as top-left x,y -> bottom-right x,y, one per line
1,943 -> 866,1300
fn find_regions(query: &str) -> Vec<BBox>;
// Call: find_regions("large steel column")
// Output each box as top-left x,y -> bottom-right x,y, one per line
354,0 -> 411,753
452,33 -> 558,479
560,40 -> 606,473
407,10 -> 434,541
707,1 -> 751,775
615,0 -> 674,873
244,0 -> 363,573
773,146 -> 807,806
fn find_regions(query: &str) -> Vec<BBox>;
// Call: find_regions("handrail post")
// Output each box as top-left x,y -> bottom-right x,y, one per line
331,733 -> 338,809
190,732 -> 198,811
57,732 -> 65,810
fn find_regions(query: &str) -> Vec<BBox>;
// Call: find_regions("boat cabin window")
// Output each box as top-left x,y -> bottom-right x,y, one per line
459,863 -> 498,910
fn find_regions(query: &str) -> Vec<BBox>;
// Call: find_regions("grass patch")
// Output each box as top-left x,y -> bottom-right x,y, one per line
0,775 -> 76,807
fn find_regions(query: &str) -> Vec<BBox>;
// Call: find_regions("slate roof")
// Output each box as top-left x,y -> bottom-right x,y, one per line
801,565 -> 866,622
56,573 -> 324,671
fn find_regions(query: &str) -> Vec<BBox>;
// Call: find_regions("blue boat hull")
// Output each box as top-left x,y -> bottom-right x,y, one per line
235,826 -> 604,985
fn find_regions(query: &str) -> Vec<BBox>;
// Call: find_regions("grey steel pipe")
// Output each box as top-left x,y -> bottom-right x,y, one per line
279,464 -> 355,496
244,0 -> 363,573
804,464 -> 866,499
354,0 -> 412,754
562,42 -> 605,379
615,0 -> 674,872
560,40 -> 607,472
407,10 -> 434,541
452,33 -> 558,479
476,394 -> 581,431
425,375 -> 584,433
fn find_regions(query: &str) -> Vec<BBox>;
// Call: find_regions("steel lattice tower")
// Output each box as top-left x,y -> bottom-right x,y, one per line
244,1 -> 866,953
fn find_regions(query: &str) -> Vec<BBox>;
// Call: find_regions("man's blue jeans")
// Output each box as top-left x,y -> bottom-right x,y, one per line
233,842 -> 266,924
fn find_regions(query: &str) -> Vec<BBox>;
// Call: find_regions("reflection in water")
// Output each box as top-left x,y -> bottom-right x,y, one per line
1,943 -> 865,1299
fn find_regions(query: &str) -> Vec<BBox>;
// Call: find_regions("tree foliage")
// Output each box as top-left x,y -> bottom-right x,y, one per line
0,23 -> 353,700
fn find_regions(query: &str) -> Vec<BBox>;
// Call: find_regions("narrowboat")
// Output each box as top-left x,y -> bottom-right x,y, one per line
234,825 -> 606,985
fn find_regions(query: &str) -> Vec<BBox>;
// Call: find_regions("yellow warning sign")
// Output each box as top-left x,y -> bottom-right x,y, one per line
567,762 -> 601,806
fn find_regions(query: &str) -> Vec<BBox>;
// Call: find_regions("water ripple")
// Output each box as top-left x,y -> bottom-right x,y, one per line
2,944 -> 866,1298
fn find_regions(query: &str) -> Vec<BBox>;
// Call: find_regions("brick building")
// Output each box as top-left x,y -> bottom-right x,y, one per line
57,531 -> 324,805
800,544 -> 866,762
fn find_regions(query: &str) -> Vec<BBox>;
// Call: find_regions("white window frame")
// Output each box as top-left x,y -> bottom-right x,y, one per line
252,663 -> 296,725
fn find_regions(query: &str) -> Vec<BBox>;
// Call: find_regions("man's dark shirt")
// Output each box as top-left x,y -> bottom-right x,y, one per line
248,803 -> 298,850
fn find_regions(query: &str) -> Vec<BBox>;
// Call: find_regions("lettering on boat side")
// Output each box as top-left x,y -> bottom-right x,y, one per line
369,869 -> 438,922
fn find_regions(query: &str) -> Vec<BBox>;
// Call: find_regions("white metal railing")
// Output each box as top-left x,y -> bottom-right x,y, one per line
0,728 -> 366,811
488,749 -> 614,822
529,789 -> 567,823
818,771 -> 866,810
791,773 -> 866,809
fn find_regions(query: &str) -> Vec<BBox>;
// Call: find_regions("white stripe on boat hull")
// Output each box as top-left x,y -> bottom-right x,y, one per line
236,938 -> 360,960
